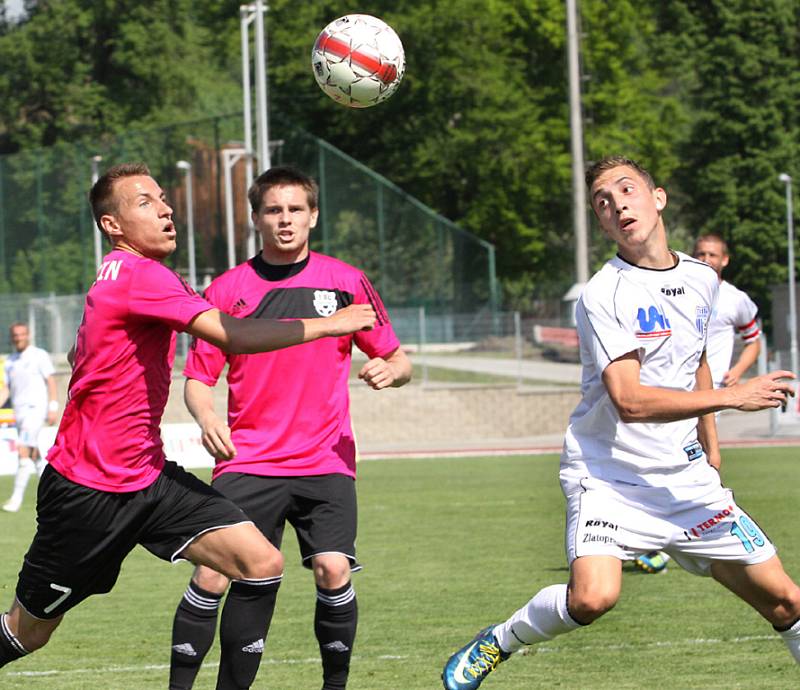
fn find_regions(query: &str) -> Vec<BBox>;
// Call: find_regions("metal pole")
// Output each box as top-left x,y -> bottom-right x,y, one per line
222,149 -> 246,269
254,0 -> 271,174
780,173 -> 798,376
240,4 -> 255,224
91,155 -> 103,269
176,161 -> 197,290
566,0 -> 589,285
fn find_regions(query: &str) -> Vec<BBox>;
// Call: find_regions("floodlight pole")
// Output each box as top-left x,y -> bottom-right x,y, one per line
240,1 -> 270,257
222,148 -> 248,269
91,155 -> 103,270
176,161 -> 197,290
780,173 -> 798,376
564,0 -> 589,316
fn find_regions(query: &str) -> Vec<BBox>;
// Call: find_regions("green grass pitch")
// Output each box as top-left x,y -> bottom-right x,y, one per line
0,447 -> 798,689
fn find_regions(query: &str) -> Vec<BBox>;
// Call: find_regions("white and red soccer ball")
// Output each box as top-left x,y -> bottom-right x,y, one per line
311,14 -> 405,108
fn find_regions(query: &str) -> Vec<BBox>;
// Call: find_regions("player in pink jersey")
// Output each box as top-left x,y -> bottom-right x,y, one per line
168,167 -> 411,690
0,163 -> 376,673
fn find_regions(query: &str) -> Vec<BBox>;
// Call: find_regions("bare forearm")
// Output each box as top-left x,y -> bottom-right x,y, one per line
184,379 -> 218,425
729,340 -> 761,379
612,385 -> 733,423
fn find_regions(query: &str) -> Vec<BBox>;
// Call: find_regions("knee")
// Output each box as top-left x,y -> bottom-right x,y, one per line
240,546 -> 284,581
567,584 -> 619,624
767,583 -> 800,628
313,556 -> 351,589
193,566 -> 231,594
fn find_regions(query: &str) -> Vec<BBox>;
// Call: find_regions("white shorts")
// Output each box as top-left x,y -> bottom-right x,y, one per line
15,405 -> 45,448
563,473 -> 776,576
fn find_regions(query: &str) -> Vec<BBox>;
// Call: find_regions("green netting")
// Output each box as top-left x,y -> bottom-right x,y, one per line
0,113 -> 497,317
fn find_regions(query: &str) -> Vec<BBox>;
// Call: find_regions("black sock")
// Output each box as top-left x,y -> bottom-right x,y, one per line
216,577 -> 281,690
315,582 -> 357,690
0,614 -> 29,669
169,580 -> 223,690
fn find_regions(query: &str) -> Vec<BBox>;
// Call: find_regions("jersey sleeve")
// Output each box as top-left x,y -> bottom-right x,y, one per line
577,282 -> 642,373
734,290 -> 760,343
37,349 -> 55,378
127,260 -> 213,332
352,273 -> 401,359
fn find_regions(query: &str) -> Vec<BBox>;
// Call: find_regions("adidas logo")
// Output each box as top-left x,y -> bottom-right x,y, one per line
322,640 -> 350,653
242,638 -> 265,654
172,643 -> 197,657
231,298 -> 248,314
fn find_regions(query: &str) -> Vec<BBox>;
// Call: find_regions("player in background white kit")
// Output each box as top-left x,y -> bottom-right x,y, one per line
634,233 -> 762,574
1,322 -> 58,512
441,156 -> 800,690
694,234 -> 761,389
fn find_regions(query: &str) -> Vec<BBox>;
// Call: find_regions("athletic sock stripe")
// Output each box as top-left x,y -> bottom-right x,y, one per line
1,614 -> 28,655
317,586 -> 355,607
233,575 -> 283,587
183,587 -> 222,611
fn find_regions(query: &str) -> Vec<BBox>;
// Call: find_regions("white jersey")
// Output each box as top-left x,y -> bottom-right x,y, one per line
561,252 -> 718,488
4,345 -> 54,415
705,280 -> 759,388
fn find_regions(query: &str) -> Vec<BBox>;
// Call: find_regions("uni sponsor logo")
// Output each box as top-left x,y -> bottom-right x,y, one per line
635,305 -> 671,339
585,520 -> 618,530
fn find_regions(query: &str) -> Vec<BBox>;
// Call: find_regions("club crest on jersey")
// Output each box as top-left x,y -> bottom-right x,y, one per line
695,305 -> 710,335
313,290 -> 338,317
635,305 -> 671,339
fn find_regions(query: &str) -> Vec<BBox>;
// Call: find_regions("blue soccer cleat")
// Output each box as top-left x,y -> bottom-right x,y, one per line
634,551 -> 670,574
442,625 -> 510,689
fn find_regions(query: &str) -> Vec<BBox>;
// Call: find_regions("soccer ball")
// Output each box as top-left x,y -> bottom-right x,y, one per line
311,14 -> 405,109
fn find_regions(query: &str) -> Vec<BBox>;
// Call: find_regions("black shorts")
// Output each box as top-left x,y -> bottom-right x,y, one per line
212,472 -> 359,570
16,461 -> 248,619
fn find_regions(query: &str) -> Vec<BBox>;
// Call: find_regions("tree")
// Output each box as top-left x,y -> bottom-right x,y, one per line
659,0 -> 800,332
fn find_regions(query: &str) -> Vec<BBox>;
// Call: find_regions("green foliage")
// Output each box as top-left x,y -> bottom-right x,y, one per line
659,0 -> 800,332
0,1 -> 799,327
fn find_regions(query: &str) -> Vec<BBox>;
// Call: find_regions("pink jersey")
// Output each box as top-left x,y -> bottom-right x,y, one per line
185,251 -> 401,480
47,250 -> 213,492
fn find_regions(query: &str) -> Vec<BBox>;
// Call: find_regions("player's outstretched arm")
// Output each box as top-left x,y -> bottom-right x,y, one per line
723,339 -> 761,387
186,303 -> 376,355
603,352 -> 795,423
358,348 -> 412,390
185,377 -> 235,460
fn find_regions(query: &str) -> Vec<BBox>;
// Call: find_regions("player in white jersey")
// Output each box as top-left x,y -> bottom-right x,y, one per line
1,323 -> 58,512
634,234 -> 762,574
442,156 -> 800,690
694,234 -> 761,389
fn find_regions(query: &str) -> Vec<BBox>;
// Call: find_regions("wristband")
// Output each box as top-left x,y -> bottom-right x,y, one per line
48,400 -> 58,413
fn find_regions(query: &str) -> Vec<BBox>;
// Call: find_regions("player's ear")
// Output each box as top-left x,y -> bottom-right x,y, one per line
654,187 -> 667,212
100,214 -> 122,238
309,206 -> 319,229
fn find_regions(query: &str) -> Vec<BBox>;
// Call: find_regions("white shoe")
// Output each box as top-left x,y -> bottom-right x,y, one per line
2,498 -> 21,512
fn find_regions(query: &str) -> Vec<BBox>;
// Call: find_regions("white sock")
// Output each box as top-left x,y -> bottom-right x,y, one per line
777,617 -> 800,664
34,458 -> 45,477
10,459 -> 35,503
494,584 -> 582,653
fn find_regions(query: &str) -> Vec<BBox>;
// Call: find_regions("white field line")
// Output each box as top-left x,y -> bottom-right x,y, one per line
5,654 -> 407,678
4,636 -> 781,678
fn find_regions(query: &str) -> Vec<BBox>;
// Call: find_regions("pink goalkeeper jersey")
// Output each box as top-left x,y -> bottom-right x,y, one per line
47,250 -> 213,492
185,251 -> 401,481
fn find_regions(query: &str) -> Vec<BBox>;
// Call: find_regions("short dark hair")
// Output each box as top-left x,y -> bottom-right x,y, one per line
585,156 -> 655,190
694,233 -> 729,255
248,166 -> 319,214
89,162 -> 151,231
